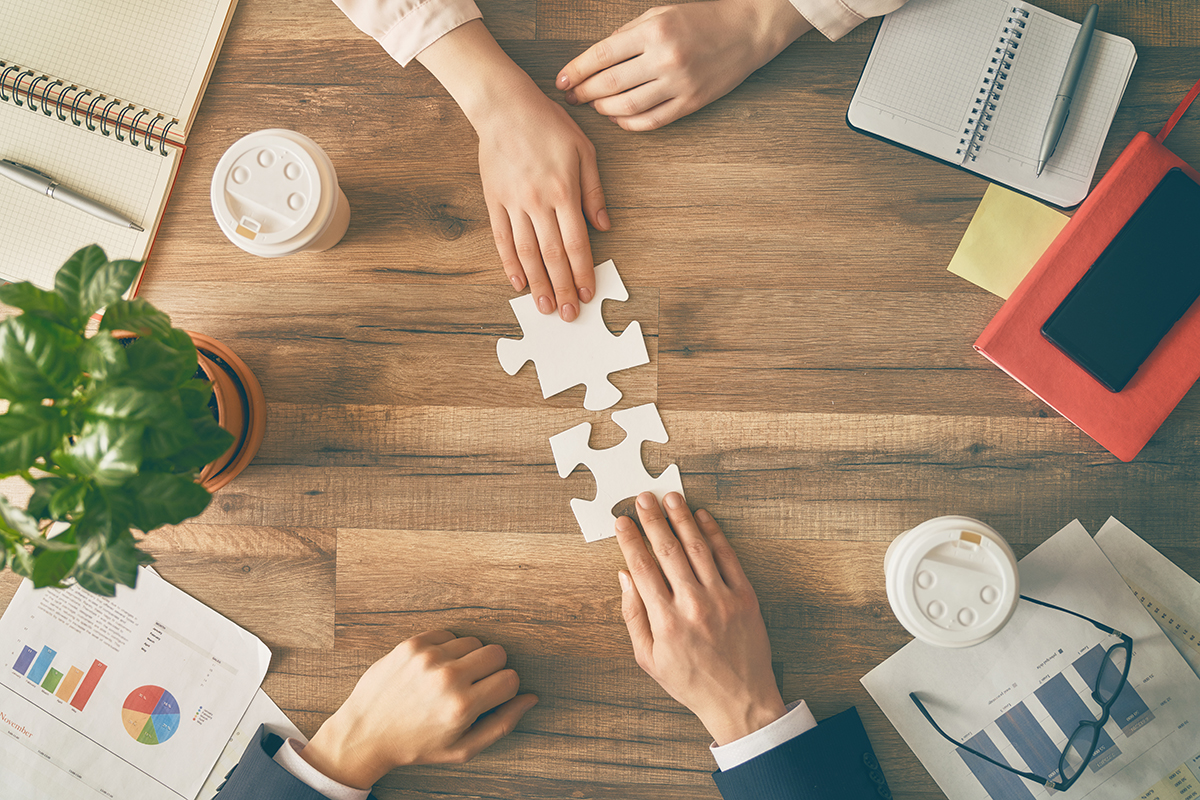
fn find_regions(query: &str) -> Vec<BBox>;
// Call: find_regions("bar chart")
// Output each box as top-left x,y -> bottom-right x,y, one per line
957,645 -> 1155,799
11,643 -> 107,712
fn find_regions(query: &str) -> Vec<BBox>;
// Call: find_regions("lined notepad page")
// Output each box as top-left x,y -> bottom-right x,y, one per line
0,100 -> 179,289
848,0 -> 1135,207
0,0 -> 237,136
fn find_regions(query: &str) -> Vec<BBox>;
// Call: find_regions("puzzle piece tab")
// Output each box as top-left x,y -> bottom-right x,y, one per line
497,259 -> 649,411
549,403 -> 684,542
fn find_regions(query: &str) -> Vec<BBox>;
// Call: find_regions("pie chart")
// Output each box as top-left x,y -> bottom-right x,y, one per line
121,685 -> 180,745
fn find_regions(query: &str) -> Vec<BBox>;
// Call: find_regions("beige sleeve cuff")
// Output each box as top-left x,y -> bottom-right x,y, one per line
788,0 -> 909,41
331,0 -> 483,66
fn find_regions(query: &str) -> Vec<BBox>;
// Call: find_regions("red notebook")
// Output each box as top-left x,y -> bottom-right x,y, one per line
975,78 -> 1200,461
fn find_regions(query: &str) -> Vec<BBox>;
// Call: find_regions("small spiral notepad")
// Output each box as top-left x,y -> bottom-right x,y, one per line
847,0 -> 1137,208
0,0 -> 238,292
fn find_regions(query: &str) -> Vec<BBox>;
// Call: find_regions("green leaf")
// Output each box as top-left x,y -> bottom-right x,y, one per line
127,473 -> 212,531
99,298 -> 173,338
168,414 -> 235,472
64,420 -> 143,486
74,530 -> 151,596
48,481 -> 89,518
178,379 -> 216,419
0,282 -> 76,328
87,386 -> 172,423
80,334 -> 129,382
0,315 -> 83,401
30,527 -> 78,589
26,477 -> 66,519
0,496 -> 40,539
0,403 -> 64,473
55,246 -> 142,320
8,541 -> 34,578
124,329 -> 199,391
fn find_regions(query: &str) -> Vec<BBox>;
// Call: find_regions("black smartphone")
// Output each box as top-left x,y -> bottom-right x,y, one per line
1042,168 -> 1200,392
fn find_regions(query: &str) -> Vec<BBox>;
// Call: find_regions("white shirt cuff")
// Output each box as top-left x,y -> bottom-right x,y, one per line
709,699 -> 819,771
272,737 -> 372,800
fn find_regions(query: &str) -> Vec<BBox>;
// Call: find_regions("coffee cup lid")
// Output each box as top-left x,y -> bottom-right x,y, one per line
211,129 -> 337,256
885,516 -> 1019,647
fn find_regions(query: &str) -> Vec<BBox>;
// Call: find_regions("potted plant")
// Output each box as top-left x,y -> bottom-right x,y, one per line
0,245 -> 265,595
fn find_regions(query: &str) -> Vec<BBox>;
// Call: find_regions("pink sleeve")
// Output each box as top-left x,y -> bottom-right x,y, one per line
789,0 -> 909,41
330,0 -> 483,66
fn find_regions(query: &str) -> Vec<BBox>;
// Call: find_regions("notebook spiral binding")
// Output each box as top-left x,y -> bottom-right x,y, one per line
0,60 -> 178,156
957,7 -> 1029,162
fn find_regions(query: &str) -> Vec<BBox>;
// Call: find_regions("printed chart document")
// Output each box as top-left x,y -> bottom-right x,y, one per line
862,520 -> 1200,800
0,567 -> 270,800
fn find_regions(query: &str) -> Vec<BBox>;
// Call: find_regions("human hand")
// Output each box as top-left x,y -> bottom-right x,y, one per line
416,20 -> 609,322
557,0 -> 812,131
299,630 -> 537,789
615,491 -> 786,746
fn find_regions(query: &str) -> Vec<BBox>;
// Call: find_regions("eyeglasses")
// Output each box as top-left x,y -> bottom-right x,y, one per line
910,595 -> 1133,792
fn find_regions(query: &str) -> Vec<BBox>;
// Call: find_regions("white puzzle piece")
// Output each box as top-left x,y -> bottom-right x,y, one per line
497,259 -> 649,411
549,403 -> 685,542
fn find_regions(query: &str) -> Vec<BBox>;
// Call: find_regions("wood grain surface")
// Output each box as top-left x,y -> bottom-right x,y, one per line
3,1 -> 1200,798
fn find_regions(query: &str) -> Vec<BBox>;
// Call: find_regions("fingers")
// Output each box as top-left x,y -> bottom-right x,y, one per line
510,213 -> 555,316
614,513 -> 670,606
619,569 -> 654,666
567,58 -> 655,106
468,667 -> 522,718
452,693 -> 539,762
456,642 -> 509,683
556,207 -> 596,306
695,508 -> 752,592
407,629 -> 456,648
634,491 -> 700,589
530,212 -> 580,322
557,29 -> 643,92
589,81 -> 673,120
439,635 -> 484,660
661,492 -> 723,587
487,204 -> 526,292
608,97 -> 690,133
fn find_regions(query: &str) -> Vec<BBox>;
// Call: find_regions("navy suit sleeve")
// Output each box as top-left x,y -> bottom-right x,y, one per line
711,707 -> 893,800
214,723 -> 378,800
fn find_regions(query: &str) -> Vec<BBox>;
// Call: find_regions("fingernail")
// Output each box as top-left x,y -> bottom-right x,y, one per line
618,571 -> 631,592
510,273 -> 525,291
565,90 -> 578,105
664,492 -> 683,509
558,74 -> 570,88
615,515 -> 636,532
579,287 -> 593,303
561,303 -> 577,322
696,509 -> 713,523
636,492 -> 655,509
537,295 -> 554,314
597,208 -> 611,230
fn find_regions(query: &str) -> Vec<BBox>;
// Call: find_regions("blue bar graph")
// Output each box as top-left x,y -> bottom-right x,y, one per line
996,702 -> 1062,784
1072,645 -> 1154,735
958,730 -> 1037,800
26,646 -> 57,685
12,645 -> 37,675
1034,673 -> 1121,772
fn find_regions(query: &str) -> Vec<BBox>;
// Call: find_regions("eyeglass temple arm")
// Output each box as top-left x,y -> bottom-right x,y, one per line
1020,595 -> 1120,635
908,693 -> 1059,789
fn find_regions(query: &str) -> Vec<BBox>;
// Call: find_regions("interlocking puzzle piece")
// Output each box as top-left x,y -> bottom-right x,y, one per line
497,259 -> 649,411
549,403 -> 684,542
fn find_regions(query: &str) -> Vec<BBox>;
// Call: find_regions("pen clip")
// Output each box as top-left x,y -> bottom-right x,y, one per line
1,158 -> 54,180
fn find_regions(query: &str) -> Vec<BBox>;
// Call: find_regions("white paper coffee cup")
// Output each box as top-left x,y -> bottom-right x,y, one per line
884,516 -> 1020,648
211,129 -> 350,257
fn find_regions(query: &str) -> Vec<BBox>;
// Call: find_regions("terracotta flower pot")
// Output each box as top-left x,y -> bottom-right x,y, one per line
189,332 -> 266,492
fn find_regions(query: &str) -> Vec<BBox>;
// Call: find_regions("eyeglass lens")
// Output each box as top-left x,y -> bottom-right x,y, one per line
1094,644 -> 1130,704
1061,725 -> 1099,781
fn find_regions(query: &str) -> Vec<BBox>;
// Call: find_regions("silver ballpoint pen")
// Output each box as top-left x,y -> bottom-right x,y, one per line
0,158 -> 144,231
1036,4 -> 1100,177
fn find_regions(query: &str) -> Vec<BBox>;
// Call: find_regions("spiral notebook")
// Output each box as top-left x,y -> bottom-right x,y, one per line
846,0 -> 1136,208
0,0 -> 239,293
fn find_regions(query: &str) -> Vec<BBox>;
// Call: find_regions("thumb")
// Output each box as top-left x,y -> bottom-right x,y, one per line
453,694 -> 538,760
619,570 -> 654,665
579,146 -> 610,231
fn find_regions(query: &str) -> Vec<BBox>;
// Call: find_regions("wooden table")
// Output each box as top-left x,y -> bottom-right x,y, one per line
4,1 -> 1200,798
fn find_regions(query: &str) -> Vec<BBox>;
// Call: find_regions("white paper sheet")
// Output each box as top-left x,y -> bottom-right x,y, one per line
1095,517 -> 1200,679
195,688 -> 306,800
0,567 -> 270,800
862,519 -> 1200,800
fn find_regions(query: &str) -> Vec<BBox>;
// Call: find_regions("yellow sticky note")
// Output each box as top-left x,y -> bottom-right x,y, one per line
947,184 -> 1069,299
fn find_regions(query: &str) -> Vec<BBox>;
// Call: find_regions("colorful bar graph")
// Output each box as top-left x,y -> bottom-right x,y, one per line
41,667 -> 63,692
55,666 -> 84,701
26,646 -> 56,685
1034,673 -> 1121,772
70,659 -> 106,711
1073,645 -> 1155,735
12,645 -> 36,675
996,702 -> 1062,783
958,730 -> 1037,800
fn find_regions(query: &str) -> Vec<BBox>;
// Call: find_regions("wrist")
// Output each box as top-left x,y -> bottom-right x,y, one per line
704,694 -> 789,747
302,712 -> 389,791
725,0 -> 814,65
